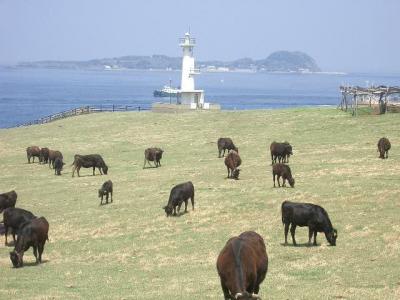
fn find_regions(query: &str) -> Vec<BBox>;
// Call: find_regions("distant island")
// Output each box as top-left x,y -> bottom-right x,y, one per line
17,51 -> 321,73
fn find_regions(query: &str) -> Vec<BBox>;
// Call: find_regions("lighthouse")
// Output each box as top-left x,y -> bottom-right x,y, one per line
179,32 -> 205,108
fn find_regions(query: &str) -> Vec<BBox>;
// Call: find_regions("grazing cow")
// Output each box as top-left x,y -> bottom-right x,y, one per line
270,142 -> 293,164
9,217 -> 49,268
272,163 -> 295,188
0,190 -> 17,213
39,147 -> 50,164
26,146 -> 41,163
281,201 -> 338,246
216,231 -> 268,300
377,137 -> 391,159
2,207 -> 36,246
72,154 -> 108,177
143,147 -> 164,168
99,180 -> 113,205
163,181 -> 194,217
48,150 -> 63,169
225,150 -> 241,180
54,157 -> 65,175
218,138 -> 238,158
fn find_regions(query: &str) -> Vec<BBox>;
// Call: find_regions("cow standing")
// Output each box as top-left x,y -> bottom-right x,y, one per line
377,137 -> 391,159
272,163 -> 295,188
72,154 -> 108,177
99,180 -> 113,205
48,150 -> 63,169
39,147 -> 50,164
26,146 -> 41,163
217,231 -> 268,300
9,217 -> 49,268
270,142 -> 293,164
143,147 -> 164,168
2,207 -> 36,245
163,181 -> 194,217
281,201 -> 338,246
225,150 -> 241,180
218,138 -> 238,158
0,190 -> 17,213
54,157 -> 65,175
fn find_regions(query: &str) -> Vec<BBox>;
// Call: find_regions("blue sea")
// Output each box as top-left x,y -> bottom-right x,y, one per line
0,67 -> 399,128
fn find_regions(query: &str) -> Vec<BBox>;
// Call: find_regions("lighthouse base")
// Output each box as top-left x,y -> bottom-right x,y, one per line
151,102 -> 221,113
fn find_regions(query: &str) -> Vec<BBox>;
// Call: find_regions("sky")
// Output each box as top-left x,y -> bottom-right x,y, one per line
0,0 -> 399,72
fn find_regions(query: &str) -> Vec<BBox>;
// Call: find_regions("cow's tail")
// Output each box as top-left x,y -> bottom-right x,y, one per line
281,201 -> 286,225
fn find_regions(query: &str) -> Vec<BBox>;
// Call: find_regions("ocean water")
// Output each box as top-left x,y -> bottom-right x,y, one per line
0,67 -> 399,128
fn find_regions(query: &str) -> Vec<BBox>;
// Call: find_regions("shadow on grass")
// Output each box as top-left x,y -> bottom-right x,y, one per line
22,259 -> 50,267
280,242 -> 320,248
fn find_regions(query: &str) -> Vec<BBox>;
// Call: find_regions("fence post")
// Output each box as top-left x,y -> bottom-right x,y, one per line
113,104 -> 115,112
138,106 -> 141,112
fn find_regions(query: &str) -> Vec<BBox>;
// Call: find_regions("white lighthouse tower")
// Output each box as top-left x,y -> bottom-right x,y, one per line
179,32 -> 205,108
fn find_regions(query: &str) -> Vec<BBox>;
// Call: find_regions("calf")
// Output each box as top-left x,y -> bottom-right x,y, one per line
72,154 -> 108,177
2,207 -> 36,246
39,147 -> 50,164
377,137 -> 391,159
281,200 -> 338,246
225,150 -> 241,180
270,142 -> 293,164
218,138 -> 238,158
99,180 -> 113,205
216,231 -> 268,300
163,181 -> 194,217
143,147 -> 164,168
9,217 -> 49,268
0,190 -> 17,213
48,150 -> 63,169
272,163 -> 294,188
54,157 -> 65,175
26,146 -> 41,163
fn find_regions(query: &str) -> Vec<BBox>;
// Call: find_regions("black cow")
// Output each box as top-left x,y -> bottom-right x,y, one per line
272,163 -> 295,188
163,181 -> 194,217
0,190 -> 17,213
218,138 -> 238,158
99,180 -> 113,205
281,200 -> 338,246
270,142 -> 293,164
377,137 -> 391,159
2,207 -> 36,246
9,217 -> 49,268
26,146 -> 41,163
216,231 -> 268,300
143,147 -> 164,168
54,157 -> 65,175
72,154 -> 108,177
48,150 -> 63,169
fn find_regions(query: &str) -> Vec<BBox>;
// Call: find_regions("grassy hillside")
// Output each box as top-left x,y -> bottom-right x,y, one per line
0,108 -> 399,299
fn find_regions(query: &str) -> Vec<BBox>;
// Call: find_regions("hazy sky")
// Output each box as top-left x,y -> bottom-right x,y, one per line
1,0 -> 399,72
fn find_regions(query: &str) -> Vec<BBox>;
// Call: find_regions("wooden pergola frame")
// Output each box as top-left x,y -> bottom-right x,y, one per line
339,85 -> 400,116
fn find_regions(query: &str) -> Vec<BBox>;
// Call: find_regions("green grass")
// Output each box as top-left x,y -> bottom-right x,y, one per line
0,107 -> 399,299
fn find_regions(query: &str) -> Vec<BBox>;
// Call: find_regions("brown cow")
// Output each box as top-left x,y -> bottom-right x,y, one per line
218,138 -> 238,158
39,147 -> 50,164
0,190 -> 17,213
48,150 -> 63,169
377,137 -> 391,159
224,150 -> 241,180
272,163 -> 295,188
217,231 -> 268,300
26,146 -> 41,163
143,147 -> 164,168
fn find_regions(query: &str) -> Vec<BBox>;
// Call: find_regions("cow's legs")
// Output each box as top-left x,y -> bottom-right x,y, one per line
277,175 -> 281,187
227,167 -> 230,178
308,227 -> 313,245
4,226 -> 8,245
273,173 -> 276,187
284,223 -> 289,245
33,245 -> 38,263
92,166 -> 96,176
386,150 -> 389,159
173,206 -> 177,216
38,244 -> 44,263
184,199 -> 188,212
143,158 -> 147,169
191,196 -> 194,210
106,193 -> 109,204
77,167 -> 81,177
12,229 -> 16,244
220,279 -> 230,300
110,190 -> 113,202
282,177 -> 286,187
313,231 -> 318,246
290,224 -> 297,246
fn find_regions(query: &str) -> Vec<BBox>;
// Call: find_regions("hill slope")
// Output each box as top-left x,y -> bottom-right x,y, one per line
0,108 -> 399,299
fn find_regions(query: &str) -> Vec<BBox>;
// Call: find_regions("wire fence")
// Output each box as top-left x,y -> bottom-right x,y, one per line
14,104 -> 150,128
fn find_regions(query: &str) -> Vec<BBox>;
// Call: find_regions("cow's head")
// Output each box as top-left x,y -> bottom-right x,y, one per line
98,189 -> 105,198
232,168 -> 240,180
102,165 -> 108,175
326,228 -> 338,246
9,251 -> 23,268
288,177 -> 295,188
234,292 -> 261,299
163,205 -> 173,217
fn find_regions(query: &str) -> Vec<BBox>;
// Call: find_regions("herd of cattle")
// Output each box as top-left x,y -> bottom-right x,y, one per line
0,136 -> 392,299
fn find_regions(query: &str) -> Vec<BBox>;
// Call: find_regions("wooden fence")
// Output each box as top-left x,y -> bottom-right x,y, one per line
15,104 -> 150,127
